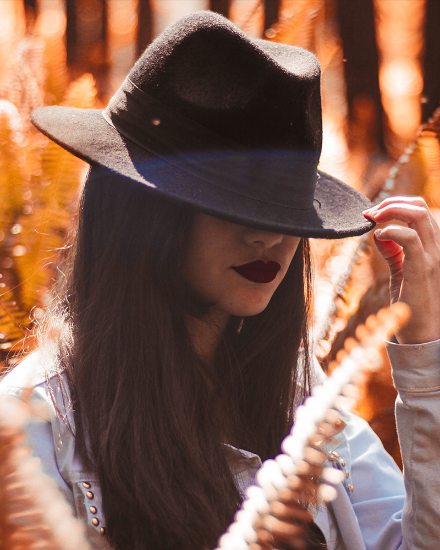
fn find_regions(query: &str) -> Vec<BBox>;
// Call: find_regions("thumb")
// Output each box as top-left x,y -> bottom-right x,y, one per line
373,230 -> 404,304
373,230 -> 404,276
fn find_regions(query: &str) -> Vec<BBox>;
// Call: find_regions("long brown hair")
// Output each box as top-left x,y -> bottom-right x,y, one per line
40,166 -> 315,550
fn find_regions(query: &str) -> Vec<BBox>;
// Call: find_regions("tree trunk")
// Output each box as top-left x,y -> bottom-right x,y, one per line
23,0 -> 36,10
335,0 -> 386,153
65,0 -> 78,66
264,0 -> 280,32
101,0 -> 108,46
210,0 -> 230,18
137,0 -> 153,57
422,0 -> 440,123
24,0 -> 38,31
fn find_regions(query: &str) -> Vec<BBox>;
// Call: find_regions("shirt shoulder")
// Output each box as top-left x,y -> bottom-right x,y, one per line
0,349 -> 74,448
0,351 -> 52,397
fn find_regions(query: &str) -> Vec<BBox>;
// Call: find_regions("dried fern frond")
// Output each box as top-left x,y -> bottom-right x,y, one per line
12,74 -> 96,314
216,303 -> 410,550
35,8 -> 68,105
0,394 -> 90,550
9,74 -> 96,314
264,0 -> 321,47
0,59 -> 97,360
0,37 -> 45,122
0,101 -> 29,230
0,101 -> 32,351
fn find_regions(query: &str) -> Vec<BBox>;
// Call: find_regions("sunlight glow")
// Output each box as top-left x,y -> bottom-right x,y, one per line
152,0 -> 209,37
108,0 -> 139,92
229,0 -> 264,38
375,0 -> 426,147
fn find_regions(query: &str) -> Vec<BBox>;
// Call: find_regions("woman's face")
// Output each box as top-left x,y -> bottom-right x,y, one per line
184,213 -> 301,323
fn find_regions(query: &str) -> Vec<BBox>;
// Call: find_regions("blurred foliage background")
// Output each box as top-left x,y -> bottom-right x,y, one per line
1,0 -> 440,467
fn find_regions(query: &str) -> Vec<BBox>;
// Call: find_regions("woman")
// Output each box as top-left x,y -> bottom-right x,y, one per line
2,10 -> 440,550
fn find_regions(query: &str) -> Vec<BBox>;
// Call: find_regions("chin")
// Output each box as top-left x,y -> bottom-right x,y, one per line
230,300 -> 271,317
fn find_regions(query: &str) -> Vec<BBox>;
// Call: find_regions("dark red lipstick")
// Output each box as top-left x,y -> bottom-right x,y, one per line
233,260 -> 281,283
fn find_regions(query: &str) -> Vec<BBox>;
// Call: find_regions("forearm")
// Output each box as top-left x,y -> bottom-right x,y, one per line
387,338 -> 440,549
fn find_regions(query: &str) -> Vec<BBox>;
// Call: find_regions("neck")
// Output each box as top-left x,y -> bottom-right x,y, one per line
186,309 -> 230,365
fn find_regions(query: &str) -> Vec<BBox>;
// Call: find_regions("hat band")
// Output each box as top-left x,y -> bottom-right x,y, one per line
102,78 -> 318,209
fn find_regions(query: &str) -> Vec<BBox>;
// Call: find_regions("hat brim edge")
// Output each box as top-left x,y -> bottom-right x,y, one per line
31,105 -> 375,239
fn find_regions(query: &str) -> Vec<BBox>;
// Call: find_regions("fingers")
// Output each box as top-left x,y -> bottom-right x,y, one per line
364,196 -> 440,251
374,225 -> 423,269
372,232 -> 403,269
364,196 -> 440,343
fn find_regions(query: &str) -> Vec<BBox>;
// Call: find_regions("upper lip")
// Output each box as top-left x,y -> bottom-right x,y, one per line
233,260 -> 281,271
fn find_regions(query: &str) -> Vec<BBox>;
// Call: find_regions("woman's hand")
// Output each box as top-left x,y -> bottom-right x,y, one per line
363,196 -> 440,344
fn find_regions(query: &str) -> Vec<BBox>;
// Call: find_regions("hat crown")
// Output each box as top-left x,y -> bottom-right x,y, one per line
30,11 -> 374,239
127,11 -> 322,155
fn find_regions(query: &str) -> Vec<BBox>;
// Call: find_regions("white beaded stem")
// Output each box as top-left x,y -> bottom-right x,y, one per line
243,486 -> 271,515
215,304 -> 408,550
314,136 -> 423,346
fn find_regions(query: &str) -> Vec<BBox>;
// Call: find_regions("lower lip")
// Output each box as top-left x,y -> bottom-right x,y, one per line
233,267 -> 279,284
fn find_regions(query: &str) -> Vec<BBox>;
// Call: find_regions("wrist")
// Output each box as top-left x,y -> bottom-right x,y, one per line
396,329 -> 440,345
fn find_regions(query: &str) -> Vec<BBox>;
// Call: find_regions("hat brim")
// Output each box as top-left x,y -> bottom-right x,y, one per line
31,106 -> 375,239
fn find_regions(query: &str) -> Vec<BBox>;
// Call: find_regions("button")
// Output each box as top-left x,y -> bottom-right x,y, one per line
82,482 -> 91,489
331,451 -> 340,458
340,459 -> 346,467
345,470 -> 349,478
347,483 -> 354,493
100,528 -> 106,536
86,491 -> 94,499
89,506 -> 97,514
92,518 -> 99,526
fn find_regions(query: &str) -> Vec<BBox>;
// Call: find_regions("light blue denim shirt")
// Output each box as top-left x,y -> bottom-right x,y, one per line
1,339 -> 440,550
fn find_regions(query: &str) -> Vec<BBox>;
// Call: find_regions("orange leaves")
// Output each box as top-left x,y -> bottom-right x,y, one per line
0,35 -> 98,361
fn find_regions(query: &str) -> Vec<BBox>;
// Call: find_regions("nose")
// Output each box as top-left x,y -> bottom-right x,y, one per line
243,227 -> 284,248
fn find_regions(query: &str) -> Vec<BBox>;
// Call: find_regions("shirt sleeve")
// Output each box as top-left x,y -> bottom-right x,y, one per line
0,355 -> 76,512
386,338 -> 440,549
339,339 -> 440,550
344,413 -> 405,550
311,355 -> 406,550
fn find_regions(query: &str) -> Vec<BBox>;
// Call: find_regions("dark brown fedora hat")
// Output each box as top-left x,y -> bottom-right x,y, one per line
31,11 -> 374,238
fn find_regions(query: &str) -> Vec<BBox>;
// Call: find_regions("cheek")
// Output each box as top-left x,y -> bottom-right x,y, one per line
279,237 -> 301,279
184,241 -> 224,304
188,264 -> 219,303
184,214 -> 235,303
287,237 -> 302,260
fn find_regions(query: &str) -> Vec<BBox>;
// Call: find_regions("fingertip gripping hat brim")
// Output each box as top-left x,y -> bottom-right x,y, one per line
30,11 -> 375,239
